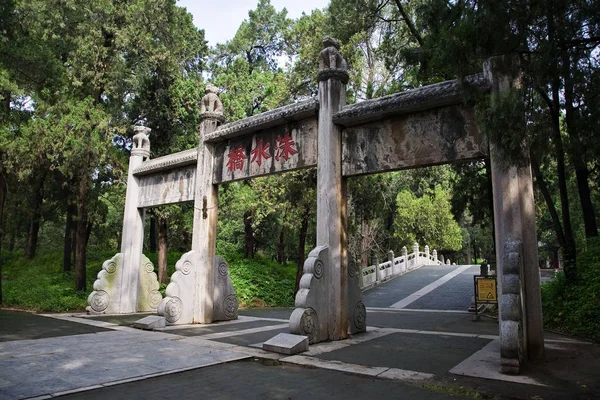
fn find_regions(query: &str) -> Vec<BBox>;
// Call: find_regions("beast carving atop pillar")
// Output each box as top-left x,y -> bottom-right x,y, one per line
200,84 -> 225,123
317,36 -> 349,84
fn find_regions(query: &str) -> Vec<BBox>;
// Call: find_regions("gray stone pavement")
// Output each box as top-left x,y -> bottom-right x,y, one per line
0,266 -> 597,400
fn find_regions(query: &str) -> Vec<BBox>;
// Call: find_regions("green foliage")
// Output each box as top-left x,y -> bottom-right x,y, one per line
394,186 -> 462,252
1,249 -> 116,311
541,238 -> 600,342
476,88 -> 529,169
227,253 -> 296,308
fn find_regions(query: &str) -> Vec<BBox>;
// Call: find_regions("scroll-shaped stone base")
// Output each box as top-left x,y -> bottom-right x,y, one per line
500,239 -> 525,375
158,250 -> 196,324
87,253 -> 121,314
158,252 -> 239,325
87,253 -> 161,314
347,255 -> 366,335
290,246 -> 329,344
213,256 -> 238,321
137,255 -> 163,312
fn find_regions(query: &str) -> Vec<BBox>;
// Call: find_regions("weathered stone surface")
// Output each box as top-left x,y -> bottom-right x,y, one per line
158,251 -> 238,325
87,253 -> 121,314
487,55 -> 543,364
132,315 -> 166,330
333,74 -> 490,127
290,246 -> 329,344
342,106 -> 485,176
213,117 -> 317,183
137,166 -> 196,208
87,253 -> 161,314
347,255 -> 367,335
133,148 -> 197,176
213,256 -> 238,321
191,116 -> 221,323
498,239 -> 525,375
200,84 -> 224,117
262,333 -> 309,355
204,99 -> 318,143
158,250 -> 196,324
317,72 -> 348,341
137,254 -> 162,312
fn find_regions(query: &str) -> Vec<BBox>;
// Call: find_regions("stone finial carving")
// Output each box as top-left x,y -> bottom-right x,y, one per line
131,126 -> 151,159
200,84 -> 225,123
290,245 -> 329,344
317,37 -> 349,83
347,254 -> 367,335
500,239 -> 525,375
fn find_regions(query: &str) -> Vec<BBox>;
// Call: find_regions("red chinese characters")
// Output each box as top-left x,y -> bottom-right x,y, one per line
250,139 -> 271,167
226,144 -> 247,172
274,132 -> 298,162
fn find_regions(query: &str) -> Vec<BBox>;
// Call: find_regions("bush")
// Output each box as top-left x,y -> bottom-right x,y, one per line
541,238 -> 600,342
227,253 -> 296,308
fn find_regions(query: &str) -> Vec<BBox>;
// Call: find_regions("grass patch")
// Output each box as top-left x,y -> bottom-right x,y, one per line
1,249 -> 296,312
541,237 -> 600,342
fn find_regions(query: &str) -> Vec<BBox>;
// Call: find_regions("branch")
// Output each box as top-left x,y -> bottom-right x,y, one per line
392,0 -> 424,46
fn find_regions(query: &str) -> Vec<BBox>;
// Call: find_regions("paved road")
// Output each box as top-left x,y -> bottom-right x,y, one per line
1,265 -> 595,400
362,264 -> 480,311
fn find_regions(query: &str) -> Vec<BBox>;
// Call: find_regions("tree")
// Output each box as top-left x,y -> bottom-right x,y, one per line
393,187 -> 462,252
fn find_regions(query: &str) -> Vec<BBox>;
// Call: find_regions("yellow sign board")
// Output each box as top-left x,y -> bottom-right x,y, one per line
476,277 -> 497,302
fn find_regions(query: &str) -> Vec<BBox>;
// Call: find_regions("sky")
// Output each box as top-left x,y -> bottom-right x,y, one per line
176,0 -> 330,47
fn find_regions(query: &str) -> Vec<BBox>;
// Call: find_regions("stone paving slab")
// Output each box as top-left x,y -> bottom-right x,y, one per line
211,327 -> 290,347
0,310 -> 111,342
407,266 -> 478,310
366,309 -> 499,336
239,308 -> 293,320
163,319 -> 285,337
52,358 -> 466,400
314,331 -> 492,376
0,327 -> 249,400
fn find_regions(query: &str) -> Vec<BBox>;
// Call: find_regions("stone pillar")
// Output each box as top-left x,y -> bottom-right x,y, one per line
192,87 -> 226,324
374,254 -> 380,282
485,56 -> 544,367
316,37 -> 349,341
401,246 -> 408,272
425,245 -> 430,261
118,126 -> 151,313
432,249 -> 438,262
413,242 -> 419,266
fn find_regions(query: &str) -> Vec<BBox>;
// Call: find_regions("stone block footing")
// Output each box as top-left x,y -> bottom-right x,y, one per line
263,333 -> 309,355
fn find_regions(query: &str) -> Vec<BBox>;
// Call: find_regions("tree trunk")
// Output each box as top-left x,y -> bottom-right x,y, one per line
562,51 -> 598,239
63,203 -> 75,272
572,159 -> 598,238
546,2 -> 577,280
243,210 -> 254,258
360,219 -> 369,266
24,172 -> 46,259
0,173 -> 6,304
277,225 -> 285,264
75,179 -> 89,292
531,152 -> 567,249
296,205 -> 310,294
149,213 -> 157,253
157,215 -> 168,284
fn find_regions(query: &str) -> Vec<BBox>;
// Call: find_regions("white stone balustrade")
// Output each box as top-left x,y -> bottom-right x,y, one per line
359,243 -> 450,289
